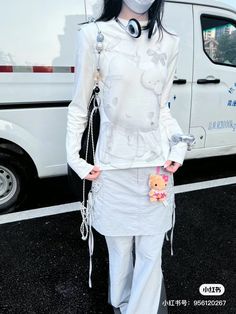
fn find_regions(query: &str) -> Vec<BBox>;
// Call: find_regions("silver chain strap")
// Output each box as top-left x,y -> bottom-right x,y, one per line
80,95 -> 100,240
79,20 -> 104,241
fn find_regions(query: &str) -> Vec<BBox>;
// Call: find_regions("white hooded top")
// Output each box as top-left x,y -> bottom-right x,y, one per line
66,17 -> 187,179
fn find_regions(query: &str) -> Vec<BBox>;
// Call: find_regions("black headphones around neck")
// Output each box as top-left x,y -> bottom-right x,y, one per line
115,17 -> 145,38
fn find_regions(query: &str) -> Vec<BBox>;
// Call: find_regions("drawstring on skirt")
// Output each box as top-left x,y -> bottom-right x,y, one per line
165,199 -> 176,256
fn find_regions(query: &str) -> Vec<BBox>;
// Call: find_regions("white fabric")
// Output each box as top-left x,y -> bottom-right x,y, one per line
90,166 -> 175,236
105,232 -> 165,314
86,166 -> 176,288
123,0 -> 155,14
66,18 -> 187,179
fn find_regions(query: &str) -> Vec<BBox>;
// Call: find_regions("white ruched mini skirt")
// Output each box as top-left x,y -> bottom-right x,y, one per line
86,166 -> 176,287
91,165 -> 175,236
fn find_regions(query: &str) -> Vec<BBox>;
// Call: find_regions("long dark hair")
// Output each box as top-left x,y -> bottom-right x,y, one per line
96,0 -> 177,41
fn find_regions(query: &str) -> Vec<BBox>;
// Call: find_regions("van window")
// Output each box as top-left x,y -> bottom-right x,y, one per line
201,14 -> 236,67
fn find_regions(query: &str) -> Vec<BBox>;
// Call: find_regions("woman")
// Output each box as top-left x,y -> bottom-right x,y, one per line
66,0 -> 187,313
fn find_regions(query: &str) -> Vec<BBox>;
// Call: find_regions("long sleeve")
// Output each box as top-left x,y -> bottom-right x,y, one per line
159,36 -> 187,166
66,27 -> 96,179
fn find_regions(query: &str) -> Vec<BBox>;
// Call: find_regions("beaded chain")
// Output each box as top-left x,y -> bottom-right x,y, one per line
79,18 -> 104,242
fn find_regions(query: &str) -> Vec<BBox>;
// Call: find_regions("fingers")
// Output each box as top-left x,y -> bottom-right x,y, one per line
84,165 -> 101,181
85,172 -> 101,180
91,165 -> 100,172
164,160 -> 172,168
164,161 -> 181,173
165,164 -> 178,173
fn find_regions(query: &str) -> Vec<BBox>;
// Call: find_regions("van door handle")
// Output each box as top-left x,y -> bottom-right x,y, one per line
173,79 -> 187,85
197,78 -> 220,84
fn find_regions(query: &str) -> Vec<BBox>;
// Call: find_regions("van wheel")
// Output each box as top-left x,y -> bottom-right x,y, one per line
0,152 -> 29,214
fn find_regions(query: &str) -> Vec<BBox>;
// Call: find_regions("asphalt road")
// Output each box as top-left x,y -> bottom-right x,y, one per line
0,155 -> 235,314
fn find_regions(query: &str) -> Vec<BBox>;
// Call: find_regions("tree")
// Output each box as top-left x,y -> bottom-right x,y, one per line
216,29 -> 236,65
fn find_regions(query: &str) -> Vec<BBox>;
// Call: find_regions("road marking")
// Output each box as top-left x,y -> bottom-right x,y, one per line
0,202 -> 81,225
0,176 -> 235,225
174,176 -> 236,193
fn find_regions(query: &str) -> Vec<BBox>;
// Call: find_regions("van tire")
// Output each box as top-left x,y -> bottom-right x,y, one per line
0,152 -> 29,214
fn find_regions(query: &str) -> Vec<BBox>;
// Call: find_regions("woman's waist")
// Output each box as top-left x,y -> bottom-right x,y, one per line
94,158 -> 167,171
94,139 -> 168,171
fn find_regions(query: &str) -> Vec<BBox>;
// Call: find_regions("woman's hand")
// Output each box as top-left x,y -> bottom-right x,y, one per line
84,165 -> 101,181
163,160 -> 181,173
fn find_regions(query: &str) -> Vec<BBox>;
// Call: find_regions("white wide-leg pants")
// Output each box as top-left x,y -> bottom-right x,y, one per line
105,232 -> 165,314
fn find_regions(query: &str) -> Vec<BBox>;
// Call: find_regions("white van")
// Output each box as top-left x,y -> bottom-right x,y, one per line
0,0 -> 236,213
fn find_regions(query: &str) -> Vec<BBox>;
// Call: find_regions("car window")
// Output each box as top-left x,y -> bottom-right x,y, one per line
201,14 -> 236,67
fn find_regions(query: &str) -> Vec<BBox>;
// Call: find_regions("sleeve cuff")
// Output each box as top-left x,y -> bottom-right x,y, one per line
68,158 -> 95,180
168,142 -> 188,166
